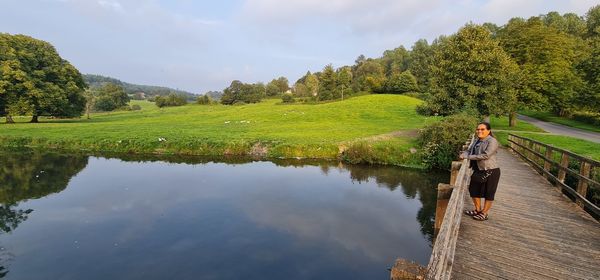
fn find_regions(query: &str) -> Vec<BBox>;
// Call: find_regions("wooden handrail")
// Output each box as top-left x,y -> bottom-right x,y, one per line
508,134 -> 600,217
424,135 -> 475,280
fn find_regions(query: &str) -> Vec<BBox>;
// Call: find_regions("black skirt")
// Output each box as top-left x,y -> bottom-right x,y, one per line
469,168 -> 501,200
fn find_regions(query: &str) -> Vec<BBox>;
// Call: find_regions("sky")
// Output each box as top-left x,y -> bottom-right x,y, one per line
0,0 -> 596,93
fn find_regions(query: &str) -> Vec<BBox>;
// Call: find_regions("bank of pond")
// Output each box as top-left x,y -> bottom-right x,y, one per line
0,149 -> 448,279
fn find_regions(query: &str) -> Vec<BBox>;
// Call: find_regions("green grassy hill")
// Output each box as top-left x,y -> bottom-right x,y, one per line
0,95 -> 440,167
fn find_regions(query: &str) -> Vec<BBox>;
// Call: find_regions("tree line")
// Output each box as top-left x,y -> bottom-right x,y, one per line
219,5 -> 600,126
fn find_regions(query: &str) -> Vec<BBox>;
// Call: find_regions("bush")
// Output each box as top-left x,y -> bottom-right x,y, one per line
572,111 -> 600,126
154,94 -> 187,108
418,113 -> 478,169
281,94 -> 295,103
197,95 -> 211,105
131,104 -> 142,110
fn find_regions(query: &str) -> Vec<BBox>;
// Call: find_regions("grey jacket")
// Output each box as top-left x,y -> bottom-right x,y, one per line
463,135 -> 499,170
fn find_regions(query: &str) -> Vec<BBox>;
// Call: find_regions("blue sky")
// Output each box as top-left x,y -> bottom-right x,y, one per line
0,0 -> 596,93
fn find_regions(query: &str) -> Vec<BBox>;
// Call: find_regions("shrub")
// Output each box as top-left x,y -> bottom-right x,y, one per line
572,111 -> 600,126
131,104 -> 142,111
154,94 -> 187,108
197,95 -> 211,105
281,94 -> 295,103
418,113 -> 478,169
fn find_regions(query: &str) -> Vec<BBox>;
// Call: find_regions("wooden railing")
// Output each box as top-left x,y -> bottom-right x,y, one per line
391,136 -> 474,280
508,133 -> 600,218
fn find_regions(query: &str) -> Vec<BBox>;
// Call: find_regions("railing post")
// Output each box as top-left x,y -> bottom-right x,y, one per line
435,183 -> 454,237
576,162 -> 592,208
543,147 -> 553,179
450,161 -> 462,185
557,152 -> 569,185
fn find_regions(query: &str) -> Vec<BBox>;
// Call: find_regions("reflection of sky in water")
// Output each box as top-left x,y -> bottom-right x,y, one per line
0,156 -> 441,280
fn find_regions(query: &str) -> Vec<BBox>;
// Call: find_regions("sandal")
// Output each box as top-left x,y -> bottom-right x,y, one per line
473,212 -> 488,221
464,209 -> 480,216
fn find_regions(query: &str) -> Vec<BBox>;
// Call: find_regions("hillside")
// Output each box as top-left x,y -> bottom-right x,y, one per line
83,74 -> 198,100
0,95 -> 437,167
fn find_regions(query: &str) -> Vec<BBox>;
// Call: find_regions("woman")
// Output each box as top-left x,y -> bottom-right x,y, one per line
459,122 -> 501,221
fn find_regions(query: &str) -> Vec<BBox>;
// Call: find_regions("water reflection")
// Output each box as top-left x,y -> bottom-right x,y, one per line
0,150 -> 446,279
0,150 -> 88,278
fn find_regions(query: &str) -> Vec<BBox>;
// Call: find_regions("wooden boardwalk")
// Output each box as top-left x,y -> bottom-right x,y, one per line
452,148 -> 600,280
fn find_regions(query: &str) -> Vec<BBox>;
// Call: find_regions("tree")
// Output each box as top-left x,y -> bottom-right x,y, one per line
578,5 -> 600,112
318,64 -> 337,100
385,71 -> 419,94
154,93 -> 187,107
421,24 -> 519,121
83,89 -> 95,119
0,33 -> 87,123
352,59 -> 385,92
197,95 -> 211,105
380,46 -> 410,76
408,39 -> 433,93
93,83 -> 130,111
221,80 -> 265,105
265,77 -> 289,97
498,17 -> 584,117
336,66 -> 352,99
304,73 -> 319,97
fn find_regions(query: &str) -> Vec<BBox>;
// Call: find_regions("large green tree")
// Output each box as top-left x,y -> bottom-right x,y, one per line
0,34 -> 86,123
498,17 -> 585,117
422,24 -> 519,120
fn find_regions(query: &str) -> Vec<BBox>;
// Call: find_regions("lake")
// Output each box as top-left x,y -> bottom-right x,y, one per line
0,150 -> 447,279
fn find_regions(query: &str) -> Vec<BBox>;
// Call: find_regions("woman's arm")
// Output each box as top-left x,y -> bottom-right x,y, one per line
468,138 -> 498,160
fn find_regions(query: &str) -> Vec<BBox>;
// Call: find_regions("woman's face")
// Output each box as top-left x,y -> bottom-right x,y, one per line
476,124 -> 490,139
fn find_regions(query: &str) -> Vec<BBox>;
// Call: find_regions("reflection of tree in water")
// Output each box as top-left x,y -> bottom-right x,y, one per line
342,164 -> 449,243
0,150 -> 89,278
73,152 -> 448,242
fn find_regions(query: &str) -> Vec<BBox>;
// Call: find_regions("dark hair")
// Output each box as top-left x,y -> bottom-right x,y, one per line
477,122 -> 494,137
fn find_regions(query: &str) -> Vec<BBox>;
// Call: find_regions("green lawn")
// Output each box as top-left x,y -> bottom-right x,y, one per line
487,115 -> 599,161
0,95 -> 439,167
520,110 -> 600,133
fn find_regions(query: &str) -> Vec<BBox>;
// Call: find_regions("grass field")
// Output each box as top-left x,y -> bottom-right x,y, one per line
482,116 -> 600,161
0,95 -> 440,168
520,110 -> 600,133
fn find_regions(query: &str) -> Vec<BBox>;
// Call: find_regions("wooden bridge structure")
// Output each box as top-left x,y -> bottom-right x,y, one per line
391,134 -> 600,280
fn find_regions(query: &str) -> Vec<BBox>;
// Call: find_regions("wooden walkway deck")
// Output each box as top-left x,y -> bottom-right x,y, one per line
452,148 -> 600,280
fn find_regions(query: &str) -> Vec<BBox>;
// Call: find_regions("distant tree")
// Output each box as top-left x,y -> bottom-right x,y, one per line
352,59 -> 385,92
0,33 -> 87,123
385,71 -> 419,94
293,83 -> 310,97
221,80 -> 265,105
83,89 -> 95,119
380,46 -> 410,76
318,64 -> 337,100
355,54 -> 366,65
154,93 -> 187,108
336,66 -> 353,99
281,93 -> 295,103
196,95 -> 211,105
408,39 -> 434,93
304,73 -> 319,97
93,83 -> 130,111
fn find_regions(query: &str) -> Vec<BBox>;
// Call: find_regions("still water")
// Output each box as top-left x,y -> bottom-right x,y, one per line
0,150 -> 447,280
